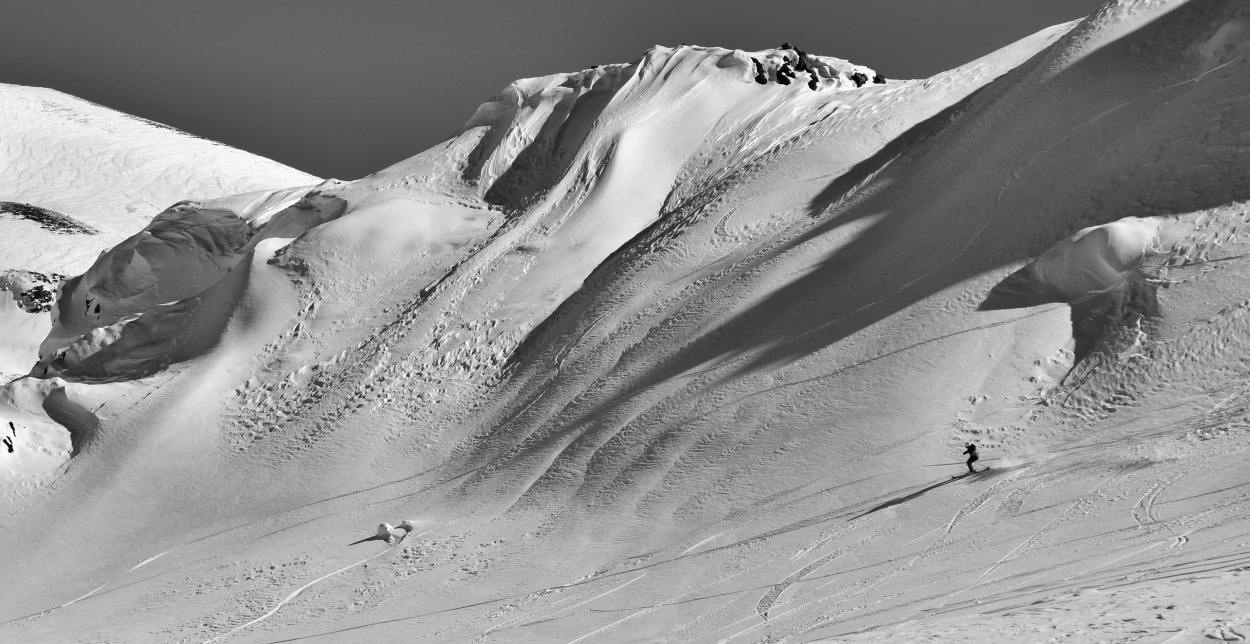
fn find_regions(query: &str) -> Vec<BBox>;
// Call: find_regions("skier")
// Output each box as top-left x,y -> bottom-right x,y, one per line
963,442 -> 979,473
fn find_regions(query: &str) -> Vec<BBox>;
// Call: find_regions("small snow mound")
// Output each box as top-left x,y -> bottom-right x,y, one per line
1026,217 -> 1169,300
1025,213 -> 1190,300
984,216 -> 1192,312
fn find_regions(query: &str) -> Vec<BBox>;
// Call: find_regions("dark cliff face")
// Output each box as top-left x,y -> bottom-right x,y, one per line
0,201 -> 98,236
0,270 -> 64,314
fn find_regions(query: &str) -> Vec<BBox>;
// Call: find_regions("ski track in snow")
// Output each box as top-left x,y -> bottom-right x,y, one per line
203,532 -> 429,644
755,540 -> 863,618
53,549 -> 171,610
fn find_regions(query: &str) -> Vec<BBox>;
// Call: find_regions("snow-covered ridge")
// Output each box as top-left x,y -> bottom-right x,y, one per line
25,43 -> 894,387
0,83 -> 318,276
5,1 -> 1250,641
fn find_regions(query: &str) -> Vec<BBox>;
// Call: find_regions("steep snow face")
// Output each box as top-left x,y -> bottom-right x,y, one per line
314,44 -> 896,330
4,1 -> 1250,642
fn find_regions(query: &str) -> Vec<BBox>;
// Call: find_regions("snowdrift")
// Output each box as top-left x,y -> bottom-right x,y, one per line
3,1 -> 1250,642
35,184 -> 344,381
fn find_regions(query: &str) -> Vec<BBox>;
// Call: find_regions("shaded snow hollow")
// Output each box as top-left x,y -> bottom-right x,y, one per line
4,2 -> 1250,642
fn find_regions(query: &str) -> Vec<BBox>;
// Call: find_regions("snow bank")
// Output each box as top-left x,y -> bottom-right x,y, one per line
35,182 -> 342,381
38,253 -> 253,381
1025,217 -> 1173,300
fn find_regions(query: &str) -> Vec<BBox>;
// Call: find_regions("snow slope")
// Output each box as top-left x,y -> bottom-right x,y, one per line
0,84 -> 318,275
3,1 -> 1250,642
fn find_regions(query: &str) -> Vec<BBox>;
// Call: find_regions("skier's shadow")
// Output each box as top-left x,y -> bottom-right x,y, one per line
850,467 -> 1012,521
348,534 -> 391,546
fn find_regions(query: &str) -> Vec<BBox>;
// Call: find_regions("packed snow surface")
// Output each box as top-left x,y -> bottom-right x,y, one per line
3,1 -> 1250,642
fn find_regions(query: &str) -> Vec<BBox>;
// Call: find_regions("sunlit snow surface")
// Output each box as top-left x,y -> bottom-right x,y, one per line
3,1 -> 1250,642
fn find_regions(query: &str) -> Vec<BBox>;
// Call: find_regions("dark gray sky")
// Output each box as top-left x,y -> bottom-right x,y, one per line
3,1 -> 1104,180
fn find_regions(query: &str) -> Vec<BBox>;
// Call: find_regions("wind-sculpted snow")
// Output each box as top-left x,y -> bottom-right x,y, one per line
4,2 -> 1250,642
34,184 -> 344,381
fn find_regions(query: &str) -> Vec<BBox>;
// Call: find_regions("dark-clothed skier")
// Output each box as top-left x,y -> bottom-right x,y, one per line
963,442 -> 979,473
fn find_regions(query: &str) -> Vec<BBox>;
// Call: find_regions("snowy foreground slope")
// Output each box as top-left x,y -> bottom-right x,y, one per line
4,1 -> 1250,642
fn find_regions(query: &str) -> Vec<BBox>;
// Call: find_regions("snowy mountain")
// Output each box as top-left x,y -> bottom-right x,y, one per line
3,1 -> 1250,642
